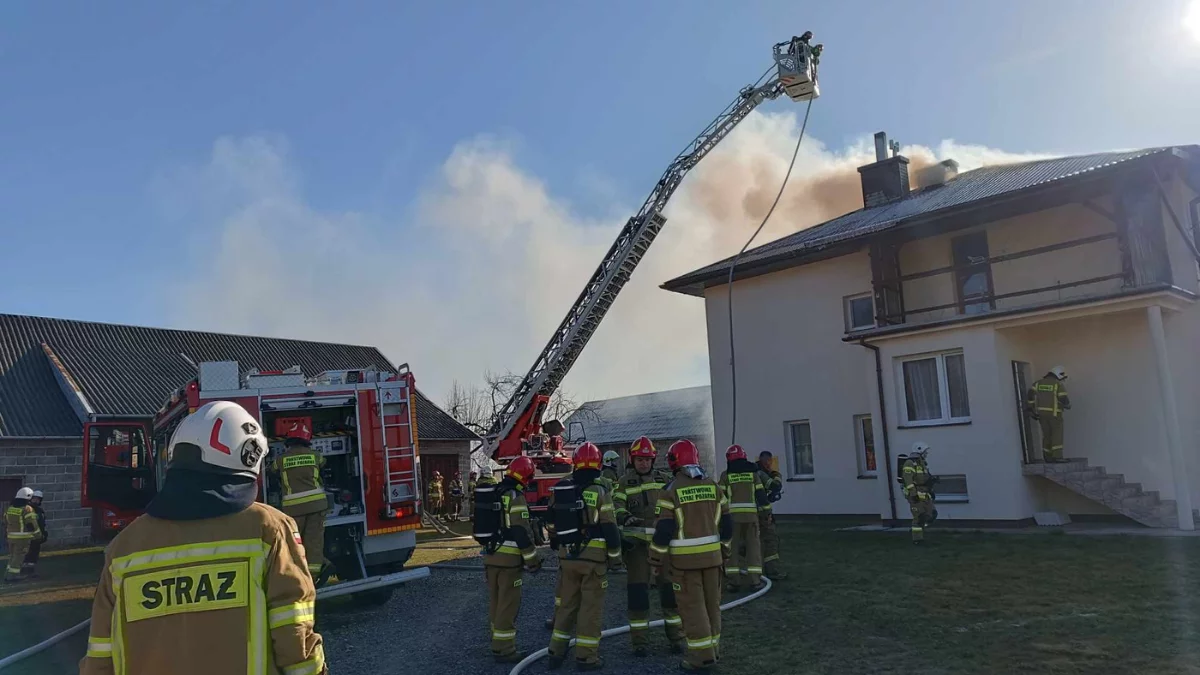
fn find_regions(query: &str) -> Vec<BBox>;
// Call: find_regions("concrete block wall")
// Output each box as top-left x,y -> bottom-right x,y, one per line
0,438 -> 91,547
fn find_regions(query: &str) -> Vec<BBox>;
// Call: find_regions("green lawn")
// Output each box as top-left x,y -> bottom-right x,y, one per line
720,524 -> 1200,675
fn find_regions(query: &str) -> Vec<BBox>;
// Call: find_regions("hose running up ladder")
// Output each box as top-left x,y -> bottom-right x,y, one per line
507,577 -> 773,675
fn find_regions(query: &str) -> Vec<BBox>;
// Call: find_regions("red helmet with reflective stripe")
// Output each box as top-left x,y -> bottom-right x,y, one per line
281,418 -> 313,442
667,439 -> 700,472
573,442 -> 603,470
725,444 -> 747,462
629,436 -> 657,459
505,456 -> 536,485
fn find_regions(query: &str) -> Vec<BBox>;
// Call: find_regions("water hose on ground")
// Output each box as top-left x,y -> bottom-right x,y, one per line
507,577 -> 773,675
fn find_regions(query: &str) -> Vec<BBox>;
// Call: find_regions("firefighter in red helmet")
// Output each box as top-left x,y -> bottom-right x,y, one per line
718,445 -> 769,591
651,439 -> 732,672
269,417 -> 331,585
614,436 -> 683,655
476,455 -> 540,662
547,442 -> 622,670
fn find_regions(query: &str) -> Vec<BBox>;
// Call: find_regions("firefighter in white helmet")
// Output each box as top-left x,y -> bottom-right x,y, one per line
80,401 -> 326,675
901,442 -> 937,544
600,450 -> 622,491
1026,365 -> 1071,462
5,487 -> 41,582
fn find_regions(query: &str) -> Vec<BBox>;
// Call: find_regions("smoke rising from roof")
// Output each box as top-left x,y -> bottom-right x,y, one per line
168,111 -> 1047,404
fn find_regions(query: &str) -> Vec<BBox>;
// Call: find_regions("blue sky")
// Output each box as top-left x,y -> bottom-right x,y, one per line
2,1 -> 1199,400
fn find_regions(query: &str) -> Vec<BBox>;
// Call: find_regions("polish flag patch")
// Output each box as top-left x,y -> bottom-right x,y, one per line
293,531 -> 304,547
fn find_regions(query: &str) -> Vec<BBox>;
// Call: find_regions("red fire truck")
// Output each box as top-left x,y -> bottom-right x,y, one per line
81,360 -> 426,601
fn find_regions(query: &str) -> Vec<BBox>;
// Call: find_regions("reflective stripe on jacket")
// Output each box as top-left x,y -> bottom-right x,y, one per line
274,446 -> 327,517
5,505 -> 39,540
1027,376 -> 1070,417
718,469 -> 769,523
79,502 -> 325,675
613,469 -> 671,542
649,474 -> 731,570
482,488 -> 537,568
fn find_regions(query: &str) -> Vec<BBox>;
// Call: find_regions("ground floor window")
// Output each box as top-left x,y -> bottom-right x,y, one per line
934,474 -> 968,502
854,414 -> 876,477
786,421 -> 814,478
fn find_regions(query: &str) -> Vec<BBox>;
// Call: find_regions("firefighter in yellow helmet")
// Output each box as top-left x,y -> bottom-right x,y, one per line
476,456 -> 541,663
547,442 -> 623,670
5,487 -> 41,582
80,401 -> 325,675
902,442 -> 938,543
1026,365 -> 1071,462
650,439 -> 733,672
719,445 -> 769,592
614,436 -> 683,656
755,451 -> 788,580
270,417 -> 331,584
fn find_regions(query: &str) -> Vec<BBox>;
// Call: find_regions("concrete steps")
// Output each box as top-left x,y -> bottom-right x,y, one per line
1023,458 -> 1181,528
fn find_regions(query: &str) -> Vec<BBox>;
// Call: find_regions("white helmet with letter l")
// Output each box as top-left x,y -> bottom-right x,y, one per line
1050,365 -> 1067,380
15,487 -> 33,500
167,401 -> 268,478
911,441 -> 931,457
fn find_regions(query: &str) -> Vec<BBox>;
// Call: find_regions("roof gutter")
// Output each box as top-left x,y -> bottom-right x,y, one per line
858,340 -> 898,522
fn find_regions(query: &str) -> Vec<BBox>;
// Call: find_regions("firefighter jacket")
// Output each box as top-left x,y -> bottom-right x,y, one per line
481,480 -> 538,569
1027,376 -> 1071,418
79,502 -> 325,675
756,464 -> 784,502
719,459 -> 771,523
32,504 -> 47,542
902,458 -> 934,501
5,502 -> 39,541
599,467 -> 620,492
429,477 -> 444,501
448,478 -> 464,499
273,444 -> 327,518
613,468 -> 672,543
649,472 -> 733,570
548,476 -> 622,564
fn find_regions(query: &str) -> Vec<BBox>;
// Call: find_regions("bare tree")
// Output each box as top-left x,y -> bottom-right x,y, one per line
442,380 -> 490,435
446,369 -> 601,440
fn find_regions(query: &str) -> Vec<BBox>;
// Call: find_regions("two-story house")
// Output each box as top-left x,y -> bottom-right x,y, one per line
663,135 -> 1200,529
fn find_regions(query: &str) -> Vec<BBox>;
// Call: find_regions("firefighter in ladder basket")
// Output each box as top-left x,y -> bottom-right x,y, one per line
475,456 -> 541,663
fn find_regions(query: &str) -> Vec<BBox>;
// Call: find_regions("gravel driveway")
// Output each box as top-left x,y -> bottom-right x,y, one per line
320,556 -> 691,675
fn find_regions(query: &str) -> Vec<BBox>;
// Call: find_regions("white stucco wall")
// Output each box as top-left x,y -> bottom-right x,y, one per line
704,251 -> 890,516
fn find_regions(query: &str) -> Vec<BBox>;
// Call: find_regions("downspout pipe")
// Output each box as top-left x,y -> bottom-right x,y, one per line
859,340 -> 898,523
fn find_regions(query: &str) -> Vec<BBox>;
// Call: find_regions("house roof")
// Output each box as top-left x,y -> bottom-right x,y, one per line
0,313 -> 477,442
663,146 -> 1193,296
564,385 -> 713,446
414,392 -> 480,441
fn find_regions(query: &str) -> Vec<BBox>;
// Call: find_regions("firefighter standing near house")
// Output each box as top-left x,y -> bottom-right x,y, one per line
650,439 -> 733,672
22,490 -> 48,576
719,445 -> 770,592
467,471 -> 479,520
429,471 -> 445,517
475,456 -> 540,663
1027,365 -> 1071,462
5,487 -> 41,583
755,451 -> 788,580
448,472 -> 465,520
272,418 -> 332,584
80,401 -> 325,675
902,442 -> 938,543
614,436 -> 684,656
547,442 -> 623,671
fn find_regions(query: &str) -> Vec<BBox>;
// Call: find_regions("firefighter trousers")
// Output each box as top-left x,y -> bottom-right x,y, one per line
1039,415 -> 1064,460
908,496 -> 935,542
625,542 -> 683,647
758,514 -> 782,578
549,559 -> 607,664
727,521 -> 762,589
486,565 -> 524,656
672,566 -> 722,668
6,537 -> 29,580
293,512 -> 327,577
22,537 -> 42,571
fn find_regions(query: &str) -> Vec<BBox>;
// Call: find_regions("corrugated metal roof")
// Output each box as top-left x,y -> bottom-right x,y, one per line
664,147 -> 1184,293
564,386 -> 713,446
414,391 -> 480,441
0,313 -> 477,442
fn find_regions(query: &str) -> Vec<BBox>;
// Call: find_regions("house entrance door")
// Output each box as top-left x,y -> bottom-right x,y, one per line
1011,360 -> 1037,463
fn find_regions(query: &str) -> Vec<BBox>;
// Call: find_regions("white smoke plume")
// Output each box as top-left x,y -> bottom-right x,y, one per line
165,111 -> 1048,403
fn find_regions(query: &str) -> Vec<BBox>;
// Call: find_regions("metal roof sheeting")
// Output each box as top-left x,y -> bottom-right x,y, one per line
0,313 -> 476,442
665,147 -> 1182,292
564,385 -> 713,446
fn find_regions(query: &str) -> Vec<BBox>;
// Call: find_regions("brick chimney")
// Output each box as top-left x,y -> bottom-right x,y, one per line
857,131 -> 910,208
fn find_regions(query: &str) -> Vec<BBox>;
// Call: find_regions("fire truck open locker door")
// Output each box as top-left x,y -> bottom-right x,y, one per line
81,420 -> 157,535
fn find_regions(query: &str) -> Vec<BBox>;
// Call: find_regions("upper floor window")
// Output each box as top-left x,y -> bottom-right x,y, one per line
899,350 -> 971,425
844,293 -> 876,332
952,232 -> 994,315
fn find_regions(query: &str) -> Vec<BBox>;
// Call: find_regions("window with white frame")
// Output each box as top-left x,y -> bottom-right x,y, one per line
854,414 -> 877,476
844,293 -> 876,332
898,350 -> 971,425
786,421 -> 814,478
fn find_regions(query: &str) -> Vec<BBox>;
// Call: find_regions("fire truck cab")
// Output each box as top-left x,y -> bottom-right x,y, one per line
80,418 -> 158,534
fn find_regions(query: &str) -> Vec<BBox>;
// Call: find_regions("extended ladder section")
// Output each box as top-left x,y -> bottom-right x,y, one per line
378,380 -> 418,506
485,44 -> 806,459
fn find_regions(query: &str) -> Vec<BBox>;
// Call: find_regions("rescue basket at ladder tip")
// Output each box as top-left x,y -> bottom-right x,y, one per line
773,32 -> 821,102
